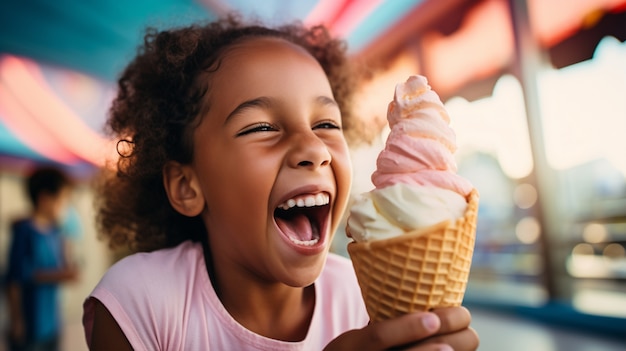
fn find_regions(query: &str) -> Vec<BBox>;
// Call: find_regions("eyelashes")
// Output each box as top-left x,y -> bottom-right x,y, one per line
235,119 -> 341,137
313,120 -> 341,130
236,122 -> 277,137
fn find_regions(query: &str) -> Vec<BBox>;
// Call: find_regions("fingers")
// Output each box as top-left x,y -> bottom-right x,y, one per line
404,343 -> 453,351
432,306 -> 472,334
420,307 -> 479,351
365,312 -> 441,349
425,327 -> 480,351
325,307 -> 479,351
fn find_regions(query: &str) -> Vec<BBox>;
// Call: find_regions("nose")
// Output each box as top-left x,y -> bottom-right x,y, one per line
287,130 -> 332,170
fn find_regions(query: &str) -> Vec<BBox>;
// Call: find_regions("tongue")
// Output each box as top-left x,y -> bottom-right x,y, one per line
276,213 -> 314,241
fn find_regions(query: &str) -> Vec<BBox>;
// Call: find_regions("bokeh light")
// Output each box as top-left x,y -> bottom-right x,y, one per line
582,223 -> 608,243
513,183 -> 538,209
572,243 -> 595,256
515,216 -> 541,244
603,243 -> 625,259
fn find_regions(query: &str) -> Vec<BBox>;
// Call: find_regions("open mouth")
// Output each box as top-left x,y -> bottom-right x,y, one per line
274,193 -> 330,247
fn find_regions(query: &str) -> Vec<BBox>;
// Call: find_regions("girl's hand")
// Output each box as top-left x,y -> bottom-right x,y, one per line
324,307 -> 479,351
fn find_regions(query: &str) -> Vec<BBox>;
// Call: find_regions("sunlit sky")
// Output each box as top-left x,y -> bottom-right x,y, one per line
447,36 -> 626,180
539,36 -> 626,177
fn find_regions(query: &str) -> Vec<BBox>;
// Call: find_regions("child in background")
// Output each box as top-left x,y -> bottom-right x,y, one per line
83,15 -> 479,351
6,167 -> 79,351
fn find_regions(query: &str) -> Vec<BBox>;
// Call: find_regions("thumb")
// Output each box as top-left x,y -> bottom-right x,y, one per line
325,312 -> 441,350
367,312 -> 442,348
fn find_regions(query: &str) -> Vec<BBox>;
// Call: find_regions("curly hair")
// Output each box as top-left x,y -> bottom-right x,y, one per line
96,15 -> 363,252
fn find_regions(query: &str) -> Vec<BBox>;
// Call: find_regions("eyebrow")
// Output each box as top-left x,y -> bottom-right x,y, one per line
316,95 -> 339,109
224,97 -> 272,125
223,95 -> 340,125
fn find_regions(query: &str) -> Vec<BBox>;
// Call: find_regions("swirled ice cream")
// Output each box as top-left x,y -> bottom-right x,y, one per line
348,75 -> 473,242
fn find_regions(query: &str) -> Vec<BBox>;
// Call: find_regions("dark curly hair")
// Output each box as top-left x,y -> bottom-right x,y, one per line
96,15 -> 363,252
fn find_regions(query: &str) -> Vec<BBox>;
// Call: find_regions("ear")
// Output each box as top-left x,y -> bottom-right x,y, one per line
163,161 -> 205,217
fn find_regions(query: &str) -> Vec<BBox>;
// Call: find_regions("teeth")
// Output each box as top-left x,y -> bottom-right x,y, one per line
278,193 -> 329,210
305,197 -> 315,207
315,193 -> 325,204
288,237 -> 319,246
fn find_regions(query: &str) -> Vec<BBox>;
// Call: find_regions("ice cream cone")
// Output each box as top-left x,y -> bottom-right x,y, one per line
347,189 -> 479,323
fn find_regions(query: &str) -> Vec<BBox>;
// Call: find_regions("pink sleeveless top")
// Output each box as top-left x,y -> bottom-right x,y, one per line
83,241 -> 368,350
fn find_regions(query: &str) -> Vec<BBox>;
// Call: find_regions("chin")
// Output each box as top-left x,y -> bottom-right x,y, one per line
280,251 -> 329,288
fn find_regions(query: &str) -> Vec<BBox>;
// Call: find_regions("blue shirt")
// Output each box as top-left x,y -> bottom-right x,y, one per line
6,218 -> 65,342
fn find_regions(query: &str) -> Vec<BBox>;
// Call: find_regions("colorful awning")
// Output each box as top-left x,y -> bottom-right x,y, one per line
0,0 -> 624,173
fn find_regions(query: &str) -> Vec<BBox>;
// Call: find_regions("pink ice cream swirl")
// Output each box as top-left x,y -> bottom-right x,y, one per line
371,75 -> 473,197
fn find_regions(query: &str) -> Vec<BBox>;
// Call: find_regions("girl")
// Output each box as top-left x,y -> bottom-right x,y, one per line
83,15 -> 479,351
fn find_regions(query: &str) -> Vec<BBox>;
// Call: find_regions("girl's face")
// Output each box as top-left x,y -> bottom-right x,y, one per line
191,37 -> 352,287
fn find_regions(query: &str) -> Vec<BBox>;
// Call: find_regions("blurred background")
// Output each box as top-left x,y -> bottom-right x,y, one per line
0,0 -> 625,350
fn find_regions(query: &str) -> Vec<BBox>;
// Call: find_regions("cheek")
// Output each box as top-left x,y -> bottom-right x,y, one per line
331,145 -> 353,214
202,148 -> 280,218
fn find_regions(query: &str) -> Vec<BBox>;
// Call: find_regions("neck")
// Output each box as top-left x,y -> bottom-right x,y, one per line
206,250 -> 315,342
32,210 -> 55,231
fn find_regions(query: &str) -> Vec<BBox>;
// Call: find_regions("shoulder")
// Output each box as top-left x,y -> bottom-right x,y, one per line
11,218 -> 31,233
89,241 -> 206,311
84,241 -> 208,350
102,240 -> 204,287
8,219 -> 34,251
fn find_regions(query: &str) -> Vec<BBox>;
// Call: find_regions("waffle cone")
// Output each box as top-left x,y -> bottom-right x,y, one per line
347,189 -> 479,322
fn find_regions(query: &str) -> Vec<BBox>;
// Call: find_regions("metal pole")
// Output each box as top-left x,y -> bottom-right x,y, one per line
507,0 -> 568,301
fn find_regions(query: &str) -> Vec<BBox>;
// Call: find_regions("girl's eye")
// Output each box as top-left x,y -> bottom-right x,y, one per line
236,123 -> 277,137
313,120 -> 341,130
